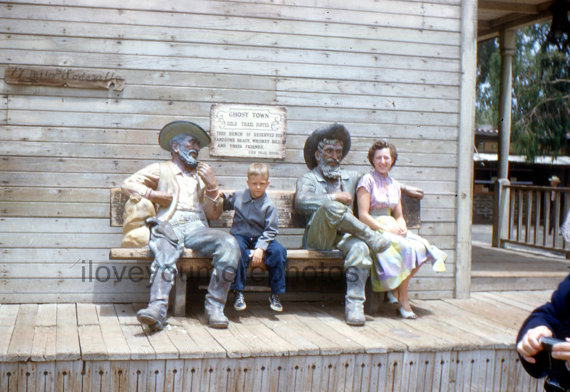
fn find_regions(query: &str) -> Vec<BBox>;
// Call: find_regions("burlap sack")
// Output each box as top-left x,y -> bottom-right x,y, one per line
121,194 -> 156,247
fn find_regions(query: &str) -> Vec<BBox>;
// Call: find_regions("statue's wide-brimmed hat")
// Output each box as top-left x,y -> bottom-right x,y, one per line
303,123 -> 351,169
158,121 -> 211,151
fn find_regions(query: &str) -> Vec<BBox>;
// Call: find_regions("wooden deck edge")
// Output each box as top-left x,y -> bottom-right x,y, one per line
0,349 -> 542,392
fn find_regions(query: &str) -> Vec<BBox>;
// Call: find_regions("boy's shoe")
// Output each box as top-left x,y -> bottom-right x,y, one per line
269,294 -> 283,312
233,291 -> 246,311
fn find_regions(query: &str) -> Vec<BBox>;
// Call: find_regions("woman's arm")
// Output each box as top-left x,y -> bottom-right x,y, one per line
390,199 -> 408,236
356,187 -> 383,231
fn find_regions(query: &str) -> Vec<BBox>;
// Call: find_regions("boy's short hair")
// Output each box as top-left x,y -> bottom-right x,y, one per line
247,163 -> 269,179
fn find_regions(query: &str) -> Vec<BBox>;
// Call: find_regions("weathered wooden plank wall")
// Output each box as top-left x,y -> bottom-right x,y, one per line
0,0 -> 463,302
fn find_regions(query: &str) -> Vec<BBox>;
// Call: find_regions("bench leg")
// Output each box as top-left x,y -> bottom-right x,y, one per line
364,279 -> 381,315
172,273 -> 187,317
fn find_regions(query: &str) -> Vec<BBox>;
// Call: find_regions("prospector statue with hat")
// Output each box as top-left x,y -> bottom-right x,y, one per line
295,123 -> 390,326
121,121 -> 240,330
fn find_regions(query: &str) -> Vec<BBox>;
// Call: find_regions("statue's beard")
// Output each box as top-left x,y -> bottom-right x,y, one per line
318,159 -> 341,180
178,146 -> 199,168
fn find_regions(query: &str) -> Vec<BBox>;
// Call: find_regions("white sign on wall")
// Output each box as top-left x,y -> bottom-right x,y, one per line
209,104 -> 287,159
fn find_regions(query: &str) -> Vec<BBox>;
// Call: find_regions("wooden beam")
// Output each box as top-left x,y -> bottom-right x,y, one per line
456,0 -> 478,298
478,1 -> 537,14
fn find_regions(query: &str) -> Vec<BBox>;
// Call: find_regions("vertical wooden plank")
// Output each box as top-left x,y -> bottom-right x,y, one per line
319,354 -> 341,392
80,357 -> 91,392
517,190 -> 523,242
219,357 -> 239,391
0,362 -> 18,392
525,190 -> 532,243
233,357 -> 256,392
402,352 -> 421,392
508,189 -> 515,241
35,361 -> 55,392
564,192 -> 570,250
249,357 -> 271,392
164,359 -> 184,392
513,354 -> 531,392
533,191 -> 540,245
492,349 -> 509,391
88,361 -> 111,392
454,351 -> 466,392
468,350 -> 493,392
279,355 -> 304,392
554,192 -> 562,247
302,355 -> 323,392
17,361 -> 36,392
109,360 -> 129,392
432,351 -> 452,392
386,351 -> 404,392
338,354 -> 356,392
182,359 -> 202,392
146,360 -> 166,392
458,351 -> 478,392
543,191 -> 550,246
505,349 -> 521,392
367,353 -> 388,392
447,351 -> 459,392
352,353 -> 373,392
268,356 -> 288,392
128,360 -> 149,392
416,352 -> 436,392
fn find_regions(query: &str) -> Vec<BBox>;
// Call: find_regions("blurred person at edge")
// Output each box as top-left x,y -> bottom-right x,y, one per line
517,274 -> 570,391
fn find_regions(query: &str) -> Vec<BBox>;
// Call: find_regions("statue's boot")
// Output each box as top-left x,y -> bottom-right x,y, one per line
339,212 -> 391,253
137,272 -> 174,331
345,268 -> 369,326
137,217 -> 182,331
205,267 -> 235,329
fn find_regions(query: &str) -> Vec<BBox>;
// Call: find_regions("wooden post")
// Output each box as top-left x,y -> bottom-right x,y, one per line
492,178 -> 510,248
498,29 -> 516,180
455,0 -> 477,299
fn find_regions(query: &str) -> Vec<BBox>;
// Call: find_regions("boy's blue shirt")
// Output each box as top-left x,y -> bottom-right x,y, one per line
223,189 -> 279,251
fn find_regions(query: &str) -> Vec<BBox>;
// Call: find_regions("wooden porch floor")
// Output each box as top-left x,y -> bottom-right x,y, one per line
0,289 -> 557,391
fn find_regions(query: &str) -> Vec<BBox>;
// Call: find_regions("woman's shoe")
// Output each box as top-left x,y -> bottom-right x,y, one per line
384,291 -> 399,305
397,307 -> 418,319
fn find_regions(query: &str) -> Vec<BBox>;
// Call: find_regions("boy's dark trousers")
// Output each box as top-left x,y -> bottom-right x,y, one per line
231,235 -> 287,294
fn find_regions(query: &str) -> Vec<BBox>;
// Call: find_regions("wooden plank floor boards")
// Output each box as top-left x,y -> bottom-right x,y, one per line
0,290 -> 553,391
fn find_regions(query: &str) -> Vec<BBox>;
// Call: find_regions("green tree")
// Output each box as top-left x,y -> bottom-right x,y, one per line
476,22 -> 570,161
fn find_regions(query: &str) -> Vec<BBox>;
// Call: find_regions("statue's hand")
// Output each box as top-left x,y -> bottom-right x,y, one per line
331,191 -> 353,206
402,185 -> 424,200
148,190 -> 173,208
197,162 -> 217,190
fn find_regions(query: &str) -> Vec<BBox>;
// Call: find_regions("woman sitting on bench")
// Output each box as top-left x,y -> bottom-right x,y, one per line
356,140 -> 446,319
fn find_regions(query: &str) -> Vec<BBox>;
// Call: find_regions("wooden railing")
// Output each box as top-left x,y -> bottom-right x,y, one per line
493,180 -> 570,255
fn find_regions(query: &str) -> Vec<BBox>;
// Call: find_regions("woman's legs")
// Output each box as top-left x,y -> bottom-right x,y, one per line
394,266 -> 420,317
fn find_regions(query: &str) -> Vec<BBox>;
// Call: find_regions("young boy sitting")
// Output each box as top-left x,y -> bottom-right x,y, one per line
223,163 -> 287,312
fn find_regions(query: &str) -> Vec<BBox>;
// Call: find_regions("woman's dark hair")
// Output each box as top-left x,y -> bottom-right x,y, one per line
367,139 -> 398,167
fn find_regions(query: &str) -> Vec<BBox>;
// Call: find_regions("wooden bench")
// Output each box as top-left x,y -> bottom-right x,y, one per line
109,188 -> 420,316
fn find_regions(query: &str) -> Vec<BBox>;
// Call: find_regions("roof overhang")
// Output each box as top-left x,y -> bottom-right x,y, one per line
474,153 -> 570,166
477,0 -> 556,42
